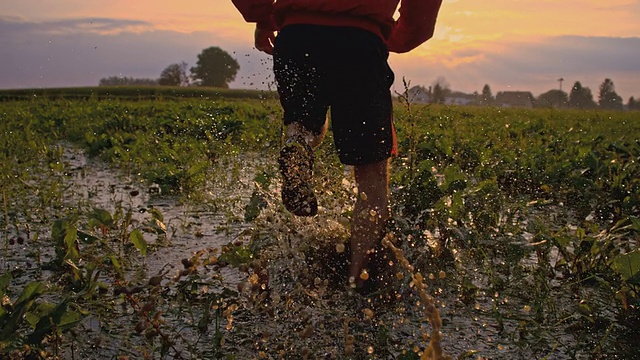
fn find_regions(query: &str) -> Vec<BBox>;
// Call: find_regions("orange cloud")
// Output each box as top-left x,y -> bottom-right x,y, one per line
403,0 -> 640,74
1,0 -> 637,96
438,0 -> 640,40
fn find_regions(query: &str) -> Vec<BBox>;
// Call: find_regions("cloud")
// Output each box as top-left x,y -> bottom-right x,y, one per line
481,36 -> 640,96
0,16 -> 271,89
439,0 -> 640,41
1,15 -> 638,101
494,36 -> 640,73
0,16 -> 153,37
390,35 -> 640,98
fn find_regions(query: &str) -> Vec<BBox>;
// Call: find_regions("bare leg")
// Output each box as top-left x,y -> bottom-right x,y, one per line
349,159 -> 390,287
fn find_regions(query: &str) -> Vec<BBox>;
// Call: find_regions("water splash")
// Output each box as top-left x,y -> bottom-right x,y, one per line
382,232 -> 449,360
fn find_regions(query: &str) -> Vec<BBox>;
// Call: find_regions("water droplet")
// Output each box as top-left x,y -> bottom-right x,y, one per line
359,269 -> 369,280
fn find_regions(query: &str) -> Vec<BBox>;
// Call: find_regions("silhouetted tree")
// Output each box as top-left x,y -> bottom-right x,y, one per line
99,76 -> 157,86
480,84 -> 494,106
629,96 -> 639,111
431,84 -> 446,104
430,77 -> 450,104
190,47 -> 239,88
568,81 -> 597,109
598,78 -> 623,110
159,61 -> 189,86
536,89 -> 568,108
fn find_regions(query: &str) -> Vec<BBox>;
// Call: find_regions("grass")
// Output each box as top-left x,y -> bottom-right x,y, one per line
0,86 -> 278,101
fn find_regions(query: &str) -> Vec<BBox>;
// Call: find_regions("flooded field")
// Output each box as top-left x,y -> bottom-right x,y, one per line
1,98 -> 639,359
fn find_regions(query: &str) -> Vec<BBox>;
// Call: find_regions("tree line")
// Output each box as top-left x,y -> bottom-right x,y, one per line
100,47 -> 638,112
99,47 -> 240,88
529,78 -> 635,111
410,78 -> 639,111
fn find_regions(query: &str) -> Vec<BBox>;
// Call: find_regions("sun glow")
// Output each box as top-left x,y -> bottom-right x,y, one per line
0,0 -> 638,95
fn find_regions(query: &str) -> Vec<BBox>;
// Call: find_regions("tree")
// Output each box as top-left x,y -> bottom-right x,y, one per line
480,84 -> 494,106
159,61 -> 189,86
536,89 -> 568,108
598,78 -> 623,110
568,81 -> 597,109
430,77 -> 450,104
431,83 -> 446,104
190,47 -> 239,88
629,96 -> 639,111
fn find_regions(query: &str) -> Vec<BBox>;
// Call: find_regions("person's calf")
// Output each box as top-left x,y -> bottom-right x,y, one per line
348,159 -> 390,287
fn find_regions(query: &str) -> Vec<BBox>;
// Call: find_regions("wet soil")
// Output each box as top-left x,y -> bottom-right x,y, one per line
1,146 -> 635,359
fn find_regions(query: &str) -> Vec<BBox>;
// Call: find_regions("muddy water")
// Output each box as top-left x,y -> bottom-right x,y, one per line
2,147 -> 245,271
2,146 -> 256,358
60,148 -> 253,277
2,146 -> 620,359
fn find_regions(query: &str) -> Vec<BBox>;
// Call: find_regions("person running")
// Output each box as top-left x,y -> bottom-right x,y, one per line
231,0 -> 442,290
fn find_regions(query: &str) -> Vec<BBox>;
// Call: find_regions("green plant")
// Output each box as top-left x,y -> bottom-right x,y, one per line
1,274 -> 85,357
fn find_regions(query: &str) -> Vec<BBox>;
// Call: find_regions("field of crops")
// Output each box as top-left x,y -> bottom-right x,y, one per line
0,88 -> 639,359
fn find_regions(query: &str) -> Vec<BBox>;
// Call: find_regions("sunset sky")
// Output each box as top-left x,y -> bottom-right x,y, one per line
1,0 -> 639,99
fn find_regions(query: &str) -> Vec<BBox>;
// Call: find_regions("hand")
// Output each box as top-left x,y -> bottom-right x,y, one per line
254,27 -> 275,55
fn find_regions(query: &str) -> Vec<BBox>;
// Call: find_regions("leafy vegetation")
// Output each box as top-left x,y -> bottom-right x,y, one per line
0,89 -> 638,359
0,86 -> 276,102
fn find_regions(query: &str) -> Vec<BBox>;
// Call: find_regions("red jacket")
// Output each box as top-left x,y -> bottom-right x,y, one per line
231,0 -> 442,53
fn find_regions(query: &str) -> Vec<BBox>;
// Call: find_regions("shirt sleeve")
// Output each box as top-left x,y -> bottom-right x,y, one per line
386,0 -> 443,53
231,0 -> 277,30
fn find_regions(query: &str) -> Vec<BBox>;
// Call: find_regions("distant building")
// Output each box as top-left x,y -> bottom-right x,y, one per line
445,91 -> 477,106
406,86 -> 477,105
404,86 -> 536,108
407,85 -> 431,103
495,91 -> 535,108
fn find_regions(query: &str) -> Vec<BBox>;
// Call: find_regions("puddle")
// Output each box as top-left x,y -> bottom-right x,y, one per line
1,145 -> 258,358
1,145 -> 636,359
3,145 -> 249,270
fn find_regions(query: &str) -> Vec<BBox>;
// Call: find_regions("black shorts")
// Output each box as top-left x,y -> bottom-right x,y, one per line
273,24 -> 396,165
